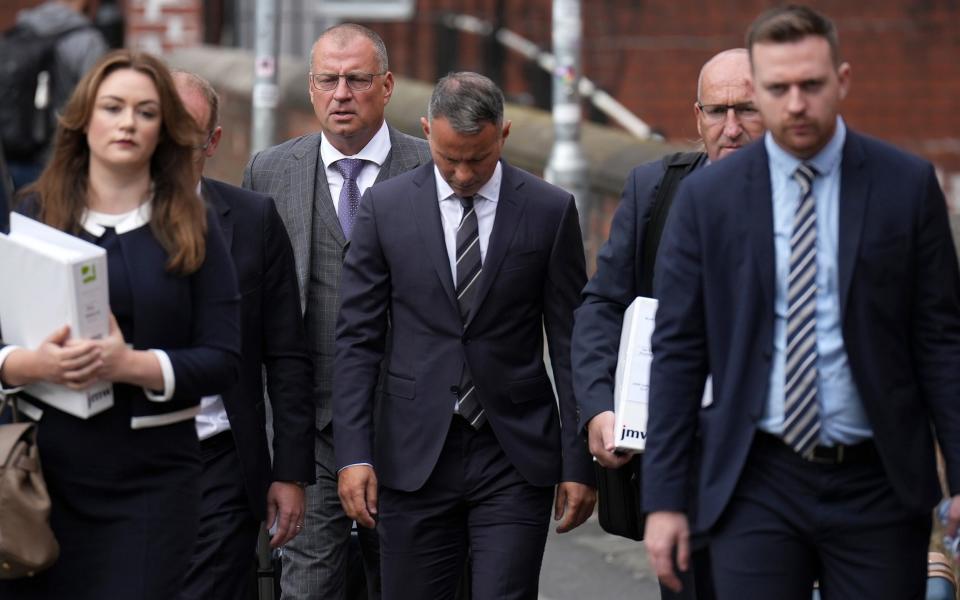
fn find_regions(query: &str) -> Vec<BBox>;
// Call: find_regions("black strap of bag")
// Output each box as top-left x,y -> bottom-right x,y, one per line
594,151 -> 706,541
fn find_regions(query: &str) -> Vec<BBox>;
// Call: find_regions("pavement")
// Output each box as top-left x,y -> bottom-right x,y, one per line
538,514 -> 661,600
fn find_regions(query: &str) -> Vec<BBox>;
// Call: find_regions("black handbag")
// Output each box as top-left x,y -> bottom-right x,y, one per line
593,151 -> 704,541
594,457 -> 644,540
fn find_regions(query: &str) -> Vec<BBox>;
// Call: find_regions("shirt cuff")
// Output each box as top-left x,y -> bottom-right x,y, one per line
144,349 -> 175,402
0,346 -> 25,396
337,462 -> 373,474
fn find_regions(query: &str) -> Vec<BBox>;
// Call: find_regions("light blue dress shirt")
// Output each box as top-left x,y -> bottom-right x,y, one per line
759,117 -> 873,445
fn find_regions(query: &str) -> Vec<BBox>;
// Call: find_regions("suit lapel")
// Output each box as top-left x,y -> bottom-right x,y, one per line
202,178 -> 233,253
380,126 -> 425,181
303,144 -> 347,249
465,162 -> 525,330
837,132 -> 868,318
411,163 -> 458,306
746,145 -> 775,312
281,135 -> 346,310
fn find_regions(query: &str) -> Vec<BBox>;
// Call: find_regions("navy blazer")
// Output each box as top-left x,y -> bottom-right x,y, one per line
333,161 -> 594,492
204,178 -> 314,517
572,154 -> 707,430
643,130 -> 960,531
4,198 -> 242,422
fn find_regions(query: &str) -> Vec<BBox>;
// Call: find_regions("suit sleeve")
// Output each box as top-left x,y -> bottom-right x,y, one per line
242,152 -> 260,191
544,194 -> 594,485
912,165 -> 960,494
259,197 -> 315,483
571,163 -> 662,432
333,187 -> 391,469
166,209 -> 242,400
642,180 -> 709,513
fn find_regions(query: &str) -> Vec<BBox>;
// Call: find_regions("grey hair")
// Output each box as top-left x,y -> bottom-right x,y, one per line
427,72 -> 503,134
309,23 -> 389,73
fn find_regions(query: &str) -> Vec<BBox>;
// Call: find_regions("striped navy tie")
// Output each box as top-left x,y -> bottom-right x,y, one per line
454,195 -> 486,428
782,163 -> 820,457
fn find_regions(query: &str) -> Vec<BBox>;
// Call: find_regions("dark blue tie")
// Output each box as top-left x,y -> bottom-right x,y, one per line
782,163 -> 820,457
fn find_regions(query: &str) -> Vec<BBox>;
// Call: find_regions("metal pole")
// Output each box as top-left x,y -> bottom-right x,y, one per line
250,0 -> 279,155
544,0 -> 591,246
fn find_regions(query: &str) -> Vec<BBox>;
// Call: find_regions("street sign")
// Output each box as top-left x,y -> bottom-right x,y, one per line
312,0 -> 415,20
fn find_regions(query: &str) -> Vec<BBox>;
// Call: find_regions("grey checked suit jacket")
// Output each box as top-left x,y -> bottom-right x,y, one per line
242,125 -> 431,439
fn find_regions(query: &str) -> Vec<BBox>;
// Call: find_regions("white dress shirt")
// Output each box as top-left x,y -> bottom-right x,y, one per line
434,161 -> 502,278
320,120 -> 392,210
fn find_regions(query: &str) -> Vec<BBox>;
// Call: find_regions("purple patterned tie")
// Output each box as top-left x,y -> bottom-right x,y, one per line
333,158 -> 365,239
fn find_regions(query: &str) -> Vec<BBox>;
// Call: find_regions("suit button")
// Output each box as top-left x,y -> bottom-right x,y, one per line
449,386 -> 459,395
462,337 -> 470,345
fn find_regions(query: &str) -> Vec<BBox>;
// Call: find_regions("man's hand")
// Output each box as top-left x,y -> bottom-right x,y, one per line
644,511 -> 690,593
944,494 -> 960,537
554,481 -> 596,533
338,465 -> 378,528
586,411 -> 633,469
266,481 -> 306,548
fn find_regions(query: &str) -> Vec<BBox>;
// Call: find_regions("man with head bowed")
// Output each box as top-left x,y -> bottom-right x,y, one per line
643,5 -> 960,598
243,23 -> 431,600
334,72 -> 596,599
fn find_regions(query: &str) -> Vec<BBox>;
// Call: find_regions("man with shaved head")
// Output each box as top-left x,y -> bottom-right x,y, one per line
571,48 -> 764,600
243,22 -> 431,600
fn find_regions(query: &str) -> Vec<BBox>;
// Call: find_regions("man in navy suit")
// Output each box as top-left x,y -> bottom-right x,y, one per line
333,72 -> 596,599
173,71 -> 315,600
643,5 -> 960,599
572,48 -> 763,600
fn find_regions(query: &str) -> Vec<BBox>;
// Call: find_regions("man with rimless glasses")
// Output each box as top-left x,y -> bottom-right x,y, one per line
243,23 -> 431,600
572,48 -> 763,600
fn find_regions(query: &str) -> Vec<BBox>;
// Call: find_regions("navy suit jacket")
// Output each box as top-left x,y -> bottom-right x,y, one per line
573,153 -> 707,430
643,130 -> 960,531
203,178 -> 314,518
333,161 -> 594,492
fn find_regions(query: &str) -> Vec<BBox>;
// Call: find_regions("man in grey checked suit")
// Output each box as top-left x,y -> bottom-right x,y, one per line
242,23 -> 431,600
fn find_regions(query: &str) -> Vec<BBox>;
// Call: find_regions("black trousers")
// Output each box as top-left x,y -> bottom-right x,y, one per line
179,431 -> 260,600
709,433 -> 931,600
378,417 -> 554,600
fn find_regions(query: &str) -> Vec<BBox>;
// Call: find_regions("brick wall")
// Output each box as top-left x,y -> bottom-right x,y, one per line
369,0 -> 960,208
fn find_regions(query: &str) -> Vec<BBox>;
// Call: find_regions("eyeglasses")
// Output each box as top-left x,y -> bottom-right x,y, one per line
192,129 -> 216,151
309,72 -> 386,92
697,102 -> 761,123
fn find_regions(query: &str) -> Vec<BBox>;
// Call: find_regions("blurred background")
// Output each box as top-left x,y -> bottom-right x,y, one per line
3,0 -> 958,270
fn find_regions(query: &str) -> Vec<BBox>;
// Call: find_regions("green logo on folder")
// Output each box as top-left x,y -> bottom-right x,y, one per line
81,263 -> 97,284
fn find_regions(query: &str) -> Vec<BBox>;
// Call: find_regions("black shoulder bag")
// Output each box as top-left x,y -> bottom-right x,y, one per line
594,151 -> 705,540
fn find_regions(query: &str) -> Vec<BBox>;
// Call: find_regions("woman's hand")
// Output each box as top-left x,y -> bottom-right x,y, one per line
94,314 -> 131,383
1,325 -> 102,389
92,314 -> 164,390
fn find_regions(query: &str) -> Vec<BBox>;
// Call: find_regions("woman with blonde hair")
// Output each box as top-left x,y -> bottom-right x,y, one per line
0,49 -> 241,598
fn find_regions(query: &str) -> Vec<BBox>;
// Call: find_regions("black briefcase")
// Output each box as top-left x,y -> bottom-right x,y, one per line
594,457 -> 645,541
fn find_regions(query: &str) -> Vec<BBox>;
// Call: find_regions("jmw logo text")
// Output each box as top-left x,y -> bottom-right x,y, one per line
620,427 -> 646,441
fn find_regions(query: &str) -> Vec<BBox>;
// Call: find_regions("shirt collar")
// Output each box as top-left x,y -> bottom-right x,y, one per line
435,161 -> 503,205
320,120 -> 391,169
81,200 -> 153,237
765,116 -> 846,179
